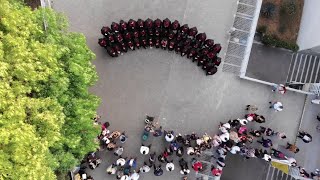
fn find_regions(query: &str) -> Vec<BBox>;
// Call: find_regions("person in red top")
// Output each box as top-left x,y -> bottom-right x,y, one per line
191,158 -> 203,173
211,166 -> 222,176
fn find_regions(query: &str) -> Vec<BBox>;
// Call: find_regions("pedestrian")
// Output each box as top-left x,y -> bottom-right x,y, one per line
212,135 -> 223,146
229,145 -> 240,154
153,164 -> 164,176
254,149 -> 264,159
129,170 -> 140,180
311,99 -> 320,105
245,147 -> 256,159
153,126 -> 163,137
219,122 -> 231,133
211,166 -> 222,176
120,174 -> 129,180
249,129 -> 261,137
299,167 -> 310,178
311,169 -> 320,179
176,146 -> 184,157
272,84 -> 287,94
106,163 -> 117,175
158,153 -> 167,163
191,158 -> 203,173
257,137 -> 273,148
119,132 -> 127,143
286,157 -> 297,167
164,130 -> 175,142
165,159 -> 175,171
269,101 -> 283,112
228,119 -> 240,128
139,162 -> 152,173
179,158 -> 190,175
114,146 -> 124,156
187,146 -> 195,156
229,131 -> 239,143
149,152 -> 156,165
275,132 -> 287,139
239,119 -> 248,126
238,126 -> 247,135
116,167 -> 124,179
260,126 -> 275,136
176,134 -> 185,143
219,132 -> 230,142
297,131 -> 312,143
246,105 -> 258,112
254,114 -> 266,123
170,141 -> 179,151
216,157 -> 226,168
286,143 -> 299,153
116,156 -> 127,166
127,158 -> 137,168
245,113 -> 256,121
262,153 -> 271,162
140,144 -> 151,155
271,148 -> 286,159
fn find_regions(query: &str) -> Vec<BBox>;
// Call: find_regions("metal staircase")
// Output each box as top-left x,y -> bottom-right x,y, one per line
285,53 -> 320,93
264,165 -> 297,180
286,53 -> 320,84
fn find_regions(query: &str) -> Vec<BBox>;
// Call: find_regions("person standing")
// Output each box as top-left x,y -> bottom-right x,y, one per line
269,102 -> 283,112
286,143 -> 299,153
153,164 -> 164,176
139,162 -> 152,173
246,105 -> 258,113
272,84 -> 287,94
257,137 -> 273,148
165,160 -> 175,172
297,131 -> 312,143
191,158 -> 203,173
140,144 -> 151,155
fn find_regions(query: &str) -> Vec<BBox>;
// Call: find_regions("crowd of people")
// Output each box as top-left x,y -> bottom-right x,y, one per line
74,84 -> 318,180
98,18 -> 222,76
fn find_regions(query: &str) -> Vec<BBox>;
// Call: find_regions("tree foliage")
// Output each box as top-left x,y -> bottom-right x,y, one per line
0,0 -> 100,179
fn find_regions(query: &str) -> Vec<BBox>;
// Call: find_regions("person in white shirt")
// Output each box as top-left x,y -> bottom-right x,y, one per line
263,154 -> 271,162
139,162 -> 151,173
187,146 -> 195,156
219,132 -> 229,142
165,131 -> 175,142
269,101 -> 283,112
165,160 -> 175,171
116,157 -> 126,166
229,145 -> 240,154
120,175 -> 129,180
140,144 -> 151,155
106,163 -> 117,174
114,146 -> 124,156
130,170 -> 140,180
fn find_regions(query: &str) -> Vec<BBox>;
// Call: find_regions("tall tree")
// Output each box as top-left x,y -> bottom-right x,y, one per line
0,0 -> 100,179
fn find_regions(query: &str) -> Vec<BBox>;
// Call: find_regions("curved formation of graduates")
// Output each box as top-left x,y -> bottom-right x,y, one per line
98,18 -> 222,76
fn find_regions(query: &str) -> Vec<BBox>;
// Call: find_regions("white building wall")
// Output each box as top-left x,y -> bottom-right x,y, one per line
297,0 -> 320,51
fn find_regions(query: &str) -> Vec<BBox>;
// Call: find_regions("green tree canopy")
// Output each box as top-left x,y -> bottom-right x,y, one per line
0,0 -> 100,179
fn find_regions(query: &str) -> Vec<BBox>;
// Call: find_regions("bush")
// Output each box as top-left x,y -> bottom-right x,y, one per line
257,25 -> 267,34
261,2 -> 276,19
280,1 -> 297,17
261,34 -> 299,51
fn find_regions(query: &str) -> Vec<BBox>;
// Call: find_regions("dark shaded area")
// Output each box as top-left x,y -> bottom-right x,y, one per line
246,43 -> 292,84
221,154 -> 269,180
24,0 -> 41,10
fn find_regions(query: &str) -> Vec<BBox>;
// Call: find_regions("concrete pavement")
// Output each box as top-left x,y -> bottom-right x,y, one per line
52,0 -> 307,179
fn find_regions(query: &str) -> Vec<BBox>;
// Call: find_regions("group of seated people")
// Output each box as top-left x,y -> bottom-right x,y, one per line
98,18 -> 222,75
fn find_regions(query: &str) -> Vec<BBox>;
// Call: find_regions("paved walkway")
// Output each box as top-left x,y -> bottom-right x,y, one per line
53,0 -> 307,179
295,94 -> 320,173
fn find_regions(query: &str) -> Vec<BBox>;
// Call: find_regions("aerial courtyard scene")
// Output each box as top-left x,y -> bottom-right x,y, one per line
1,0 -> 320,180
